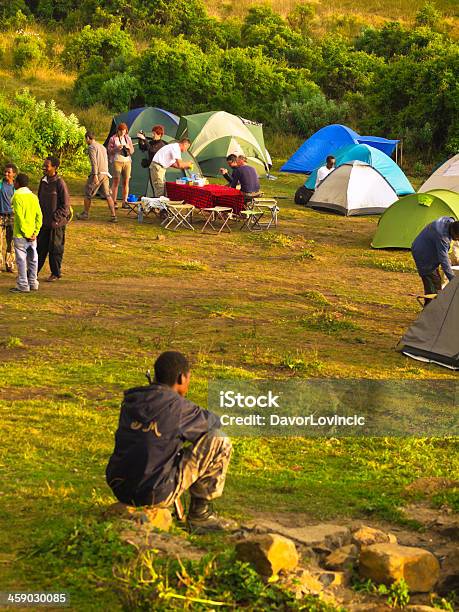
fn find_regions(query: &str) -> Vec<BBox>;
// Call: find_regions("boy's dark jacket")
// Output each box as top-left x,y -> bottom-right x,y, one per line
106,384 -> 220,506
37,174 -> 70,228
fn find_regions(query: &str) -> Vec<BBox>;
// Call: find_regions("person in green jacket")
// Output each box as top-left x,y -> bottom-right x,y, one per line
10,173 -> 43,293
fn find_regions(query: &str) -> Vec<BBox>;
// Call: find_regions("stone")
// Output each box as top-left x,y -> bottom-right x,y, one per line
437,548 -> 459,595
315,570 -> 350,588
104,502 -> 173,532
243,520 -> 350,550
352,526 -> 397,547
235,533 -> 299,577
406,607 -> 441,612
325,544 -> 359,571
359,543 -> 440,593
296,569 -> 324,594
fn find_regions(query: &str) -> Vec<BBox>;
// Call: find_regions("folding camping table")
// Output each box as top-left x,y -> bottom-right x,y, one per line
200,206 -> 233,234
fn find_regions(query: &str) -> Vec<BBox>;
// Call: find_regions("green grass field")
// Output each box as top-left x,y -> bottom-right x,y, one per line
0,169 -> 458,609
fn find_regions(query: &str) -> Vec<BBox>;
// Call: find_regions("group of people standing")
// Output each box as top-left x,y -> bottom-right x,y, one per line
76,123 -> 193,221
0,159 -> 70,293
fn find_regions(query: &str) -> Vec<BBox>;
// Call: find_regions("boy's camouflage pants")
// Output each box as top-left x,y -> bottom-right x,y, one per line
160,432 -> 232,507
0,215 -> 14,272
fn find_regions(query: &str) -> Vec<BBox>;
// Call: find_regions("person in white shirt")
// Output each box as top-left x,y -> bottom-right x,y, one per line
315,155 -> 336,188
151,139 -> 192,197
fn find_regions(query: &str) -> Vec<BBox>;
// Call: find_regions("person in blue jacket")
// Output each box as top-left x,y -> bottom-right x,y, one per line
0,163 -> 17,273
106,351 -> 234,533
411,216 -> 459,305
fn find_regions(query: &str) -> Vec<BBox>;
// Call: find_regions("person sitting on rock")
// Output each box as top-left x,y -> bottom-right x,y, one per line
105,350 -> 234,533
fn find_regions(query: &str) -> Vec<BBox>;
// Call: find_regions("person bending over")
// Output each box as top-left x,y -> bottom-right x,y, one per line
150,139 -> 192,197
411,216 -> 459,305
106,351 -> 234,533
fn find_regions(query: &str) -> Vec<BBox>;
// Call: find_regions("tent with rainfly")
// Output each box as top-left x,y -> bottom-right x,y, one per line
305,144 -> 414,196
419,154 -> 459,194
280,124 -> 399,174
399,275 -> 459,369
104,107 -> 202,197
371,190 -> 459,249
175,111 -> 271,177
308,161 -> 398,216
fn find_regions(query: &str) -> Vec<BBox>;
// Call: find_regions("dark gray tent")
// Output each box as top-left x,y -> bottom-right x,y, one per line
399,276 -> 459,369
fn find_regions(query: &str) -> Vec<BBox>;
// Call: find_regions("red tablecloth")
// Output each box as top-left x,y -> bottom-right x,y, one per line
166,182 -> 245,214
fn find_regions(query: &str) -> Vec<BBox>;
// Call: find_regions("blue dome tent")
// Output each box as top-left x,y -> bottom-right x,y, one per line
280,124 -> 399,174
305,144 -> 414,196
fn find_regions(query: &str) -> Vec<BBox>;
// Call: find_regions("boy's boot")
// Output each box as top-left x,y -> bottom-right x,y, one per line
187,496 -> 237,533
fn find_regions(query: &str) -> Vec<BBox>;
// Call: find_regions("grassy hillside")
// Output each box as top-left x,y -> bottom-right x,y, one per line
206,0 -> 459,35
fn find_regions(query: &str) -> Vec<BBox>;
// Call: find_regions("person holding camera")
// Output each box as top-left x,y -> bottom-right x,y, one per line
107,123 -> 134,210
138,125 -> 167,166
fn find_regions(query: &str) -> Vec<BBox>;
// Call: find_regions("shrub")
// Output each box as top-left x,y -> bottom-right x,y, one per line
100,73 -> 140,113
0,90 -> 87,172
0,0 -> 28,19
280,92 -> 350,136
12,32 -> 46,70
137,37 -> 222,115
61,25 -> 134,71
317,34 -> 383,99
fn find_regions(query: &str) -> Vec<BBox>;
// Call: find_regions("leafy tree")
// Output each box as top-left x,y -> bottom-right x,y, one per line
415,1 -> 442,29
365,40 -> 459,158
136,37 -> 223,115
317,35 -> 383,99
61,25 -> 134,71
287,2 -> 316,35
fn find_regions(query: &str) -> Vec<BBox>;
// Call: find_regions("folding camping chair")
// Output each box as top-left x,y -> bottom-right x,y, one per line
162,202 -> 195,231
200,207 -> 234,234
240,209 -> 265,231
125,199 -> 139,217
252,198 -> 279,229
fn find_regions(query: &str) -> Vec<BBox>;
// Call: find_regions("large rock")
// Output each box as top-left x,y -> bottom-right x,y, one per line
104,502 -> 173,531
325,544 -> 358,571
235,533 -> 299,577
352,526 -> 397,547
244,520 -> 350,551
359,543 -> 440,593
437,548 -> 459,595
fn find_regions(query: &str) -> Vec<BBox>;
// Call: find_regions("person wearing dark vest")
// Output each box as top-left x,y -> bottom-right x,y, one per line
37,156 -> 70,282
411,216 -> 459,305
106,351 -> 234,533
138,124 -> 168,166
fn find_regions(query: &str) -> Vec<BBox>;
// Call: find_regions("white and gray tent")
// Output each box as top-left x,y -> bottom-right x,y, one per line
308,160 -> 398,216
399,276 -> 459,370
419,154 -> 459,194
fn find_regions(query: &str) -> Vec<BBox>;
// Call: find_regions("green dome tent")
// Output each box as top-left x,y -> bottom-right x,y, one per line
104,107 -> 202,198
175,111 -> 271,177
371,190 -> 459,249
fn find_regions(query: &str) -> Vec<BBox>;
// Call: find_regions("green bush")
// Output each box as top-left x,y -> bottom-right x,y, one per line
12,32 -> 46,70
280,93 -> 350,136
0,90 -> 87,172
137,37 -> 222,115
61,25 -> 134,71
100,73 -> 140,113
